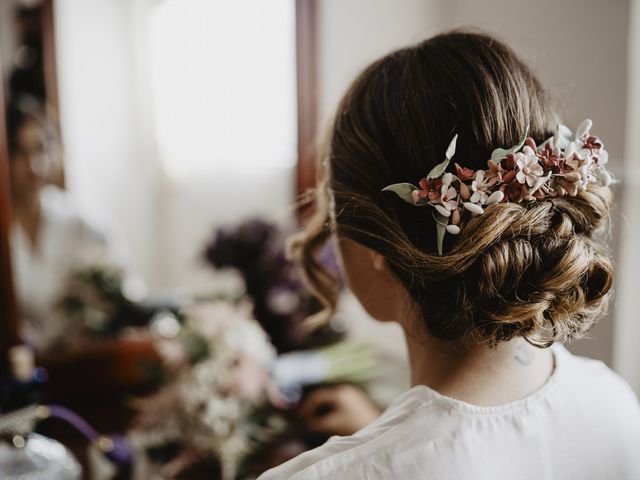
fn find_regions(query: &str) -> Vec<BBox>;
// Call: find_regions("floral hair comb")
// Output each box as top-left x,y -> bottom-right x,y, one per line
382,119 -> 612,255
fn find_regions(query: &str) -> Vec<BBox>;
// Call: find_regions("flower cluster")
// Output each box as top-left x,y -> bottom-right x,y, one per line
382,119 -> 612,255
131,301 -> 279,480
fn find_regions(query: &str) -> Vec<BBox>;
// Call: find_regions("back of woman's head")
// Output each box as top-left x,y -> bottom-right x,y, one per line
292,30 -> 613,347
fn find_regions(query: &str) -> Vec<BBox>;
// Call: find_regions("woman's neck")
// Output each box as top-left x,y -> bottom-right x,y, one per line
404,328 -> 554,406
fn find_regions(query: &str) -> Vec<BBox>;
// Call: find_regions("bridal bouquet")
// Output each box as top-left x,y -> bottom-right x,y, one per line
130,301 -> 285,480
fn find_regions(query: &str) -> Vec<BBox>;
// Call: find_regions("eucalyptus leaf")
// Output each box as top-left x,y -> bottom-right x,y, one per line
381,183 -> 418,204
490,125 -> 530,161
427,158 -> 450,179
427,134 -> 459,179
445,133 -> 459,160
435,212 -> 448,256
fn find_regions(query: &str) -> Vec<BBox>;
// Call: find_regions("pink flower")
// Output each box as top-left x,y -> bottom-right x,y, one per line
555,172 -> 582,196
581,135 -> 609,166
537,145 -> 560,172
502,178 -> 529,203
484,160 -> 504,186
433,173 -> 459,217
439,185 -> 458,211
504,153 -> 517,171
515,149 -> 544,187
418,178 -> 442,201
226,354 -> 270,402
454,163 -> 475,181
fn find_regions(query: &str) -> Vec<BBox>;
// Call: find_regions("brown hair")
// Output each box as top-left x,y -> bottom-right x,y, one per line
290,30 -> 613,347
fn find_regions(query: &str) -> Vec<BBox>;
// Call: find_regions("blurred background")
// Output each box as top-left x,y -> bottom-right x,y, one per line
0,0 -> 638,478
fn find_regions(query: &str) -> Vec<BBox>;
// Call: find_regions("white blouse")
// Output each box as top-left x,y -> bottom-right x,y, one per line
259,345 -> 640,479
10,186 -> 121,351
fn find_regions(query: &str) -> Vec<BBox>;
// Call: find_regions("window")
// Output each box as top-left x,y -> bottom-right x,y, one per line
149,0 -> 297,176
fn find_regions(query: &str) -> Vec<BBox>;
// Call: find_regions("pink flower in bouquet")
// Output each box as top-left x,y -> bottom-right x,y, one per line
226,354 -> 272,402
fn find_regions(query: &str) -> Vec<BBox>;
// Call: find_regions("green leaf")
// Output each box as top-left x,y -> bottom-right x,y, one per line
445,133 -> 458,160
427,158 -> 450,179
427,134 -> 458,179
490,125 -> 530,161
435,212 -> 448,256
381,183 -> 418,204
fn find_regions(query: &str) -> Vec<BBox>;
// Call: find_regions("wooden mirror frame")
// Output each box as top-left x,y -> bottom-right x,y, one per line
0,68 -> 20,377
295,0 -> 319,197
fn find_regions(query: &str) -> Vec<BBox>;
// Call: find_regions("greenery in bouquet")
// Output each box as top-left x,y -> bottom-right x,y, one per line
131,301 -> 288,480
54,261 -> 170,347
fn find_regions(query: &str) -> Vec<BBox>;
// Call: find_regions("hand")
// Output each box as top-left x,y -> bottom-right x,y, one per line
297,384 -> 382,437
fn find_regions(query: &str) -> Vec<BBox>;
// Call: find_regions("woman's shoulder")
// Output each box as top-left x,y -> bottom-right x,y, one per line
258,385 -> 458,480
259,347 -> 640,480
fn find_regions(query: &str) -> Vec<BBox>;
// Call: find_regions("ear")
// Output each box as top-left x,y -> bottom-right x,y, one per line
371,251 -> 385,272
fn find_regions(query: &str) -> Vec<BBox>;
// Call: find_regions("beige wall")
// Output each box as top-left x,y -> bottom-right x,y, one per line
317,0 -> 447,128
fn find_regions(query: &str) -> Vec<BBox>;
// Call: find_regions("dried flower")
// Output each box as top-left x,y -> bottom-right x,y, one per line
515,148 -> 544,187
382,120 -> 613,255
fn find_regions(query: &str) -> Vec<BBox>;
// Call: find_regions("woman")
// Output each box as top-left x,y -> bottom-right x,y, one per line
7,96 -> 123,352
259,31 -> 640,479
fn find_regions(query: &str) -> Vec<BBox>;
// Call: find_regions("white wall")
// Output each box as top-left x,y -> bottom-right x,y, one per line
54,0 -> 160,285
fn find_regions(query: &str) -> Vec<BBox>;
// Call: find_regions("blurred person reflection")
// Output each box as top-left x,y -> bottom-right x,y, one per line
7,95 -> 125,352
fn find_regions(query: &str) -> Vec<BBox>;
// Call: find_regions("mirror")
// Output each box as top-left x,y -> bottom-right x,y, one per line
0,1 -> 371,477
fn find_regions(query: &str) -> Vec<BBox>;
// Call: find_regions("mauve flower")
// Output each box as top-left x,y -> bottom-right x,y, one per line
580,135 -> 608,166
502,178 -> 529,202
454,163 -> 476,181
555,172 -> 582,196
504,153 -> 517,171
515,149 -> 544,187
484,160 -> 504,186
537,145 -> 560,172
418,178 -> 442,201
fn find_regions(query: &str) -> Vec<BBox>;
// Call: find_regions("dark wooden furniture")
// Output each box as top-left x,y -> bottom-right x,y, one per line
296,0 -> 319,197
0,29 -> 21,379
